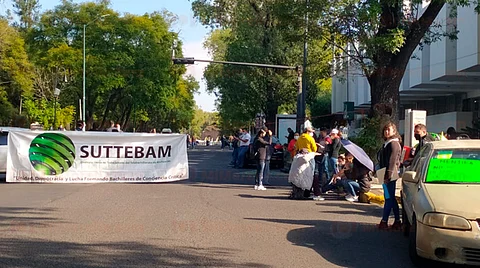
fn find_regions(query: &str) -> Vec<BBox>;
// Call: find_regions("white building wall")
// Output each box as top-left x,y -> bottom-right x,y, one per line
457,6 -> 480,71
430,5 -> 457,79
399,112 -> 472,134
331,1 -> 479,132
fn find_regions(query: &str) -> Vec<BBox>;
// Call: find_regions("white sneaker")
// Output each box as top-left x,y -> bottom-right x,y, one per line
257,185 -> 267,191
254,185 -> 258,190
313,195 -> 325,201
345,195 -> 358,202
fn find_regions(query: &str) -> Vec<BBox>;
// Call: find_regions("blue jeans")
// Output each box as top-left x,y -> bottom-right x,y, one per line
255,160 -> 266,186
263,159 -> 270,184
318,154 -> 329,186
343,179 -> 360,197
329,157 -> 338,178
322,178 -> 342,193
382,180 -> 400,222
237,146 -> 249,168
231,147 -> 239,165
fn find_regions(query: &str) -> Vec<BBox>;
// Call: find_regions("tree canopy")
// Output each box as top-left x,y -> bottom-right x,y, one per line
192,0 -> 333,131
193,0 -> 479,126
0,0 -> 198,132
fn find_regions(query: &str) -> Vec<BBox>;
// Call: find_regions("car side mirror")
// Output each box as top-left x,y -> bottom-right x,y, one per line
403,171 -> 418,183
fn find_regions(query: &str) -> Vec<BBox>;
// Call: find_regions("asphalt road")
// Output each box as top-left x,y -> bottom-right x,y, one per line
0,146 -> 456,267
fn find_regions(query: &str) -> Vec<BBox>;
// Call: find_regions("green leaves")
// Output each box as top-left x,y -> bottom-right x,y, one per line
368,28 -> 406,54
194,0 -> 334,130
1,1 -> 196,131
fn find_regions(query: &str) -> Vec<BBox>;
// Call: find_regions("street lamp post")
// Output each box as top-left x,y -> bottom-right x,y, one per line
82,14 -> 110,130
53,88 -> 61,130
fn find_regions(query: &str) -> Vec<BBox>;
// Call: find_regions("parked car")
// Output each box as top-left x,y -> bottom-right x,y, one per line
0,127 -> 29,175
245,136 -> 284,168
401,140 -> 480,266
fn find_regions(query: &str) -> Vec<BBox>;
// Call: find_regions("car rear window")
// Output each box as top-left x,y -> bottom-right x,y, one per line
0,132 -> 7,146
425,149 -> 480,183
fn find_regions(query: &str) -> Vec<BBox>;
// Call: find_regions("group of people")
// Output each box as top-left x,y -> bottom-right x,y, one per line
286,126 -> 366,202
73,120 -> 123,132
283,121 -> 411,231
228,127 -> 277,190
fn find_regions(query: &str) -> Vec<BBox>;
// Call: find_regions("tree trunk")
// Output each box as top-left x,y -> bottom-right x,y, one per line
367,65 -> 403,124
100,91 -> 117,129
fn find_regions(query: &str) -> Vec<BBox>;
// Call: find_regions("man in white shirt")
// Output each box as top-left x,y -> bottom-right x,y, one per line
235,128 -> 251,168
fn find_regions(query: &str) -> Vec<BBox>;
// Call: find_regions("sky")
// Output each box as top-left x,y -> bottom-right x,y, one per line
0,0 -> 216,112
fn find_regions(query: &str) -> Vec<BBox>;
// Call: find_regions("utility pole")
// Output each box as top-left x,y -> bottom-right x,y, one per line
300,0 -> 309,132
172,57 -> 304,132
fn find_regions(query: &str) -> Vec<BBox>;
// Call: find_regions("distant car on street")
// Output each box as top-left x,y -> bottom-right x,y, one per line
401,140 -> 480,266
245,136 -> 284,168
0,127 -> 29,174
160,128 -> 173,134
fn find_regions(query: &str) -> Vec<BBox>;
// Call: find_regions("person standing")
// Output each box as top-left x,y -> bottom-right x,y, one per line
106,120 -> 115,132
254,129 -> 272,190
286,127 -> 295,144
295,127 -> 324,201
230,129 -> 241,167
75,120 -> 84,131
262,126 -> 273,185
328,129 -> 342,178
235,129 -> 251,168
413,123 -> 434,155
378,122 -> 402,230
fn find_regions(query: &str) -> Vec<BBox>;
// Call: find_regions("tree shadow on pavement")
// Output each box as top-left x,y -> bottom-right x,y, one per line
237,194 -> 290,200
0,207 -> 67,230
316,202 -> 384,218
0,238 -> 270,268
244,217 -> 414,268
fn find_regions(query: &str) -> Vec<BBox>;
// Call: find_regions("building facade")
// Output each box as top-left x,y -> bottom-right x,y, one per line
332,5 -> 480,134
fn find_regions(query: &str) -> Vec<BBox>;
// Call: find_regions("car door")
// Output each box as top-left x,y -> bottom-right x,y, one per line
403,144 -> 432,221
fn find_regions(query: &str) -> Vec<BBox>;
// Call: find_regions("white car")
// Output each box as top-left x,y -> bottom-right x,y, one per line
402,140 -> 480,266
0,127 -> 29,174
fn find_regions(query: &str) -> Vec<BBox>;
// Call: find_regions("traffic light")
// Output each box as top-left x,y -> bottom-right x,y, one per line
172,57 -> 195,64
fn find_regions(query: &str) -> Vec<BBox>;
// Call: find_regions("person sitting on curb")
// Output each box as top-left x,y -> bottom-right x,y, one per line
321,154 -> 346,194
342,153 -> 372,202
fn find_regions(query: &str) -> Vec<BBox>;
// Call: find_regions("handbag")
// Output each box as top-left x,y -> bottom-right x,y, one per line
376,167 -> 399,184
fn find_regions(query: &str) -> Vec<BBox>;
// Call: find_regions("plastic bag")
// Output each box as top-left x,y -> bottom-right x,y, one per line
288,152 -> 316,190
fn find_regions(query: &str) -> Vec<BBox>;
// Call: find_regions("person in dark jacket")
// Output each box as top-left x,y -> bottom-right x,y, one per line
412,123 -> 434,156
254,128 -> 272,190
262,126 -> 273,185
378,122 -> 402,230
342,155 -> 371,202
328,129 -> 342,179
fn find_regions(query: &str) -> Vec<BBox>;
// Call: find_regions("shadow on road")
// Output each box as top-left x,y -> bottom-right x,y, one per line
237,194 -> 290,200
0,238 -> 270,268
244,217 -> 472,268
316,201 -> 384,217
245,217 -> 414,268
0,207 -> 65,230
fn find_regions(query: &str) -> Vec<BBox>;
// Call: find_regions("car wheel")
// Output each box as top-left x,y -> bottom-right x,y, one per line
409,216 -> 425,267
401,198 -> 410,237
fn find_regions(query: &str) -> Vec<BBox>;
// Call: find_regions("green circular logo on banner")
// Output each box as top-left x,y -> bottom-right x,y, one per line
29,133 -> 76,175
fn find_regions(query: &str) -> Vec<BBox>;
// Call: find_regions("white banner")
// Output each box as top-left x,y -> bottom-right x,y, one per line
6,131 -> 188,183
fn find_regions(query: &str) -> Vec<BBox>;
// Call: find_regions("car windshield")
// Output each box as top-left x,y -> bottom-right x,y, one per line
425,149 -> 480,184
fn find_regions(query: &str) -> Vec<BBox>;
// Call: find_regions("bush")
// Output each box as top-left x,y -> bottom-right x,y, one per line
349,116 -> 383,164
